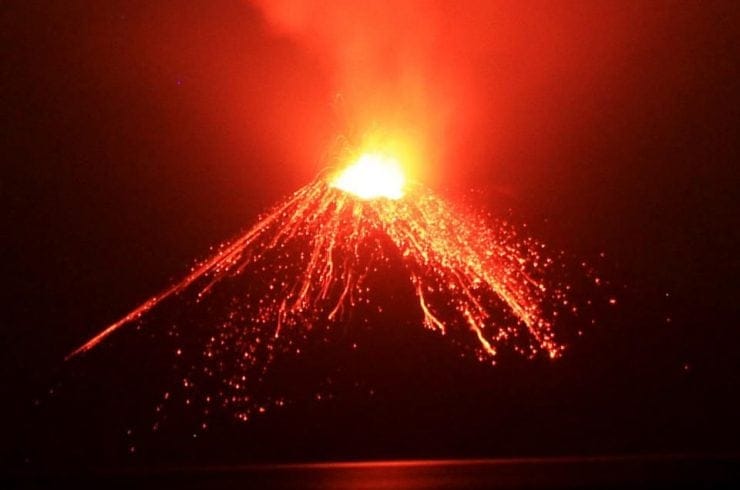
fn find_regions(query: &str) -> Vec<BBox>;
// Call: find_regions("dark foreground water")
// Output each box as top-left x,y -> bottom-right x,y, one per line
8,455 -> 740,489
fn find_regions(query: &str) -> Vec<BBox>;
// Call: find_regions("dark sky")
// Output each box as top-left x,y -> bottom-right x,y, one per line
1,0 -> 738,470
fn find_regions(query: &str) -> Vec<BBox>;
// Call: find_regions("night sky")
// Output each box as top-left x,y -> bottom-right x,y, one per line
2,0 -> 739,471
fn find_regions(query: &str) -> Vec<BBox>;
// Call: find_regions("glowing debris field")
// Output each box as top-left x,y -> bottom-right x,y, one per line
66,160 -> 605,425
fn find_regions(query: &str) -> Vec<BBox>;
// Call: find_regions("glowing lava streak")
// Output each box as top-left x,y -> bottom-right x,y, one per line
67,156 -> 566,363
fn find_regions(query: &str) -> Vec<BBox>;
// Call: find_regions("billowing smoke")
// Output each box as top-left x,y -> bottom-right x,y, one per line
249,0 -> 481,180
249,1 -> 656,189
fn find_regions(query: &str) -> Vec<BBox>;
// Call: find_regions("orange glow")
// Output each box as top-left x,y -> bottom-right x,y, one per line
331,152 -> 406,200
247,1 -> 648,191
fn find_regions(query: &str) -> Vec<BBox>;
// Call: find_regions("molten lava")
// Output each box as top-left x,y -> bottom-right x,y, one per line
65,145 -> 598,421
68,170 -> 566,359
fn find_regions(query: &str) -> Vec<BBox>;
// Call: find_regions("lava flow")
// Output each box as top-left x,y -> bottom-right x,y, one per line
68,147 -> 564,366
66,147 -> 584,419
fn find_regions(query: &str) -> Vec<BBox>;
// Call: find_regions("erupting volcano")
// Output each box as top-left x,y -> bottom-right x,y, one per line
66,140 -> 595,421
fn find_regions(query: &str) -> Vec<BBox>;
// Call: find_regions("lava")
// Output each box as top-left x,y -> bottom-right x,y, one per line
68,152 -> 565,363
65,148 -> 586,421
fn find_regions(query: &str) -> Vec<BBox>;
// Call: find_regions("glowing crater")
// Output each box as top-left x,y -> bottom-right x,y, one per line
330,152 -> 406,200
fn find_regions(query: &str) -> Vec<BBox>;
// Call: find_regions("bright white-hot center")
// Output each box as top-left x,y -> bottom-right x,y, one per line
331,153 -> 406,200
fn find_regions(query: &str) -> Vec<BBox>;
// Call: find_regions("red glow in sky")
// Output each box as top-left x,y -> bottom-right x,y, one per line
248,0 -> 645,189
